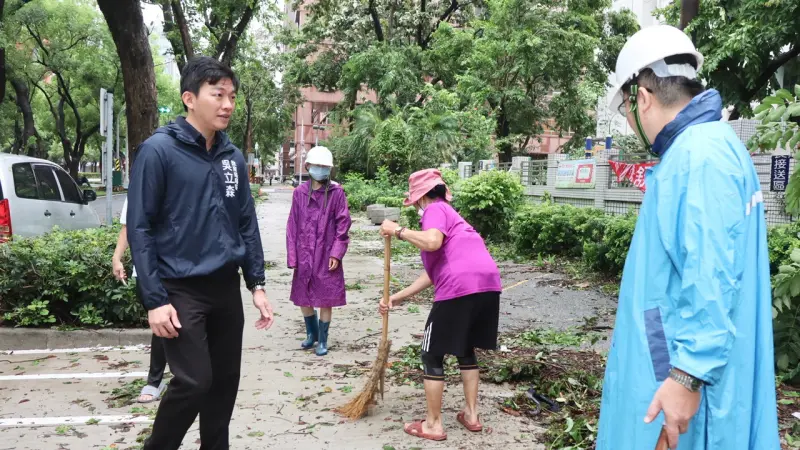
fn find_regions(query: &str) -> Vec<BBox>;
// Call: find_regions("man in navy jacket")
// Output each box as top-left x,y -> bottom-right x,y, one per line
127,56 -> 274,450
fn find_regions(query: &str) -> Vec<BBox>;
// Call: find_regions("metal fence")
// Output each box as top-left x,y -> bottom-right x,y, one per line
463,149 -> 795,226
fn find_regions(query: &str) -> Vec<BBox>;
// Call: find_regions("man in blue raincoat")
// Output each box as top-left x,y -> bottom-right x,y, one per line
597,25 -> 780,449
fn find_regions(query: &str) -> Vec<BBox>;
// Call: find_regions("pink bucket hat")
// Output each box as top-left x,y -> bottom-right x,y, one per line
404,169 -> 453,206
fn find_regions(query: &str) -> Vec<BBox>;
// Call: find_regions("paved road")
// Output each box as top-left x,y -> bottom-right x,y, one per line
89,193 -> 127,224
0,188 -> 574,449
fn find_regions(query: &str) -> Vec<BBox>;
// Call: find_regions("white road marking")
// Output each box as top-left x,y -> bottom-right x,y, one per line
0,415 -> 153,427
1,345 -> 148,356
0,371 -> 148,381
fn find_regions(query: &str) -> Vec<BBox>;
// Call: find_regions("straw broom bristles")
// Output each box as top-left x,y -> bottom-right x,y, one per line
336,236 -> 393,420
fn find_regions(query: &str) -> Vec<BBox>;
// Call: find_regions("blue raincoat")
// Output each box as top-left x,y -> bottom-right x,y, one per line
597,90 -> 780,449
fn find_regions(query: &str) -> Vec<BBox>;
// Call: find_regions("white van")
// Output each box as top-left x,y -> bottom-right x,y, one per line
0,153 -> 100,242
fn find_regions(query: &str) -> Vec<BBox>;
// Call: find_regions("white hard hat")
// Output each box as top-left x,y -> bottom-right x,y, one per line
609,25 -> 704,112
305,146 -> 333,167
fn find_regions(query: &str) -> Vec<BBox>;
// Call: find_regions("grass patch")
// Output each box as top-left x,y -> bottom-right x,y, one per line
345,281 -> 364,291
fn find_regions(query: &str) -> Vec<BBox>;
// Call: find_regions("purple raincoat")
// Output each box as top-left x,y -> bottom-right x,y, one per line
286,181 -> 351,308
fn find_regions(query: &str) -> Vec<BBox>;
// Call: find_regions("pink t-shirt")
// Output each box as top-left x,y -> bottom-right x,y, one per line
420,200 -> 502,301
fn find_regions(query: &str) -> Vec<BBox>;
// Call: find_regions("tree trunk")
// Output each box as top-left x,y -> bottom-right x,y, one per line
497,108 -> 513,163
243,97 -> 254,153
12,118 -> 21,154
10,77 -> 44,158
171,0 -> 194,66
214,5 -> 255,66
98,0 -> 159,167
66,158 -> 80,180
158,0 -> 186,72
0,48 -> 5,105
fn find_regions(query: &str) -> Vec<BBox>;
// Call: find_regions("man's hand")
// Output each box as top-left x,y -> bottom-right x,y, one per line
148,304 -> 181,338
253,290 -> 274,330
112,258 -> 127,282
379,220 -> 399,238
329,257 -> 340,271
644,375 -> 702,449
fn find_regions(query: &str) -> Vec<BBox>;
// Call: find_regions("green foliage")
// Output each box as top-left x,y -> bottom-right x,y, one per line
657,0 -> 800,118
583,212 -> 638,276
771,249 -> 800,383
330,87 -> 494,176
401,207 -> 421,230
748,88 -> 800,153
284,0 -> 636,166
3,300 -> 56,327
0,225 -> 145,328
228,37 -> 299,159
749,89 -> 800,216
4,0 -> 123,174
341,167 -> 406,211
509,201 -> 637,277
768,223 -> 800,275
453,170 -> 523,240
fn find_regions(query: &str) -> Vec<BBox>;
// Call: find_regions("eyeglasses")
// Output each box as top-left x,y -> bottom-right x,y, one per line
617,99 -> 629,116
616,86 -> 650,116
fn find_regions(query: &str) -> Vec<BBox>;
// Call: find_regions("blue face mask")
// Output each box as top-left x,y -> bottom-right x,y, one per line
308,166 -> 331,181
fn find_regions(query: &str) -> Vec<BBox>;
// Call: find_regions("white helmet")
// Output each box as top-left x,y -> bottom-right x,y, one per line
305,146 -> 334,167
609,25 -> 704,113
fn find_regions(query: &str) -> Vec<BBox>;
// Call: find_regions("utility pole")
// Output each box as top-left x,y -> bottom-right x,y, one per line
100,88 -> 114,225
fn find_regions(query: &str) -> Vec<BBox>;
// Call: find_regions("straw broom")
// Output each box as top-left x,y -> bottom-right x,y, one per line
337,235 -> 392,419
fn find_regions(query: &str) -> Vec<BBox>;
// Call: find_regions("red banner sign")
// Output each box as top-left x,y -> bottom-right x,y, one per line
609,161 -> 657,193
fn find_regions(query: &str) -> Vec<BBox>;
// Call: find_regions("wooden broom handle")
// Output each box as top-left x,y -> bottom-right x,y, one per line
382,236 -> 391,339
654,427 -> 668,450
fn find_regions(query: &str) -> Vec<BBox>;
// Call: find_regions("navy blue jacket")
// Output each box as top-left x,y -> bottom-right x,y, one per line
127,117 -> 265,310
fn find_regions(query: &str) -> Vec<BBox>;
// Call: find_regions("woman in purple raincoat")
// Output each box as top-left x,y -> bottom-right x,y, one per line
286,146 -> 352,356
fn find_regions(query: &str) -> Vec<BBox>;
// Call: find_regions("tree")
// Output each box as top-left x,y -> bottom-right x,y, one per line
1,0 -> 46,157
11,0 -> 122,177
98,0 -> 159,166
659,0 -> 800,119
228,38 -> 299,164
145,0 -> 272,70
285,0 -> 638,166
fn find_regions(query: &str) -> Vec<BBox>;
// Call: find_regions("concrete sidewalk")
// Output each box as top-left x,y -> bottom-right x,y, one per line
0,189 -> 544,449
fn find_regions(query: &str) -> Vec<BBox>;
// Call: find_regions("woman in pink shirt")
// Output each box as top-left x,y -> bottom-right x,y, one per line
379,168 -> 502,442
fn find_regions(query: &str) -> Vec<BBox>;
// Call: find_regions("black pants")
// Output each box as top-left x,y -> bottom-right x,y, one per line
137,282 -> 168,388
144,265 -> 244,450
147,334 -> 167,387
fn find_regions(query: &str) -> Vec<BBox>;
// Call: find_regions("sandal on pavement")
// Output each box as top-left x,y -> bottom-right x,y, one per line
137,382 -> 166,404
403,420 -> 447,441
456,411 -> 483,432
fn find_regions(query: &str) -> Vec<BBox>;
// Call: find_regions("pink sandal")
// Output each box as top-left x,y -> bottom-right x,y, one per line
457,411 -> 483,432
403,420 -> 447,441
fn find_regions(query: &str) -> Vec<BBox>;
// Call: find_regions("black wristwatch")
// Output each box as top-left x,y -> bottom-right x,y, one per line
669,368 -> 703,392
246,278 -> 266,292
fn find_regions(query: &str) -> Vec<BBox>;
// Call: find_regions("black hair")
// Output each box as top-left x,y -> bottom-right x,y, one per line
180,56 -> 240,112
623,54 -> 705,107
425,184 -> 448,200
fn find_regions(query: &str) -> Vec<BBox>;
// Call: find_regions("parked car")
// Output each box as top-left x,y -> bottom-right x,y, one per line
0,153 -> 99,242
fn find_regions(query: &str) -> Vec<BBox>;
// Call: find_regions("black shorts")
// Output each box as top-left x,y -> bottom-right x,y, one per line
420,291 -> 500,357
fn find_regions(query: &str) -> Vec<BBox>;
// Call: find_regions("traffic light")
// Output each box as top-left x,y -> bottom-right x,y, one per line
158,106 -> 171,114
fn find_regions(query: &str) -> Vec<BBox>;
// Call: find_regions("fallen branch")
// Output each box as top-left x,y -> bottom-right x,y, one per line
0,355 -> 56,364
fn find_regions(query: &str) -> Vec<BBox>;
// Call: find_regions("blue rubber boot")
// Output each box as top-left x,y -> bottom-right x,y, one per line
301,313 -> 318,350
316,321 -> 330,356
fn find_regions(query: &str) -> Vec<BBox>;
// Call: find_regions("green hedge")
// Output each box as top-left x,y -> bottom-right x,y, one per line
0,225 -> 144,328
509,201 -> 636,277
453,170 -> 523,241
